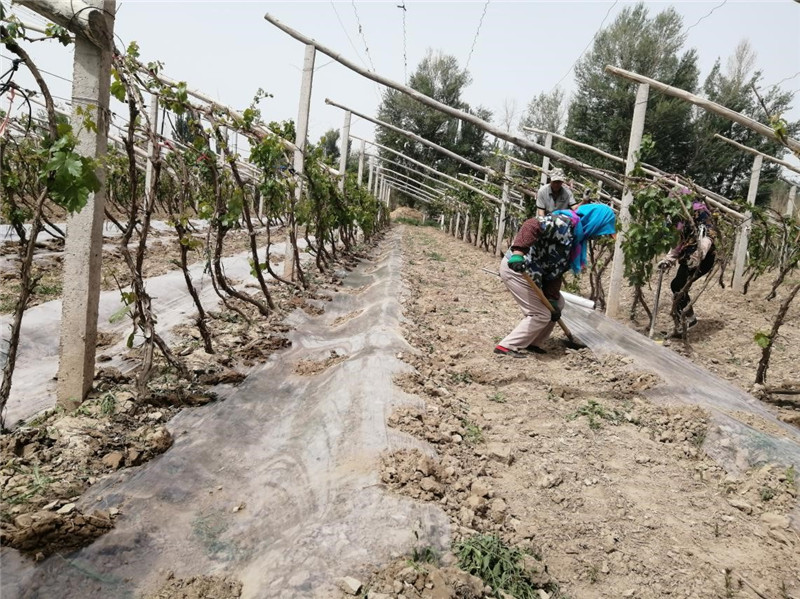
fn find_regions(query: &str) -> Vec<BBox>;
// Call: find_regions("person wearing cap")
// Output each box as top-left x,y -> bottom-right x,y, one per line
536,169 -> 578,217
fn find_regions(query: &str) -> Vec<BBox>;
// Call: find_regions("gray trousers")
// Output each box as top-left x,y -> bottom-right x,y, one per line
498,256 -> 564,350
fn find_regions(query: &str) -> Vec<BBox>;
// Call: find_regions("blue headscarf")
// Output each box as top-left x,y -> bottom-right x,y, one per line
553,204 -> 616,274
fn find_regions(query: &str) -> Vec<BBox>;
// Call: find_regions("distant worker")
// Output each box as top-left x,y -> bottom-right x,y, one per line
536,169 -> 578,217
495,204 -> 617,357
657,200 -> 717,332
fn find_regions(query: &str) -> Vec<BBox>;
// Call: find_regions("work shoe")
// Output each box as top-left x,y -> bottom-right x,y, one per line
493,345 -> 527,358
525,345 -> 547,354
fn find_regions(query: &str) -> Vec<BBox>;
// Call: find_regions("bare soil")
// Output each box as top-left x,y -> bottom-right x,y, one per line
357,224 -> 800,599
144,572 -> 243,599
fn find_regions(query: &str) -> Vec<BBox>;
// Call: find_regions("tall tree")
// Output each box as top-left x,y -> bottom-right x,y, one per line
376,49 -> 491,204
518,87 -> 568,166
520,87 -> 567,141
565,3 -> 699,174
318,128 -> 340,166
687,40 -> 798,205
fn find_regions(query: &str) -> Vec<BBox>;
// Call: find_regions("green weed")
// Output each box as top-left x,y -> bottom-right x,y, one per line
462,420 -> 484,445
760,487 -> 776,502
8,466 -> 53,505
566,400 -> 622,430
425,251 -> 445,262
455,534 -> 558,599
488,391 -> 507,404
100,393 -> 117,415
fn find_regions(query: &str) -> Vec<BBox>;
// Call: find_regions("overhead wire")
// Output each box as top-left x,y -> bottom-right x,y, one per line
684,0 -> 728,34
768,71 -> 800,89
547,0 -> 619,94
464,0 -> 490,73
329,0 -> 369,71
350,1 -> 376,72
398,2 -> 408,83
329,0 -> 382,103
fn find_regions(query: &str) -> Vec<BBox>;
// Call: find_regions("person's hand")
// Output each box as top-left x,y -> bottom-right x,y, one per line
687,250 -> 702,270
507,254 -> 526,273
657,255 -> 677,270
548,298 -> 561,322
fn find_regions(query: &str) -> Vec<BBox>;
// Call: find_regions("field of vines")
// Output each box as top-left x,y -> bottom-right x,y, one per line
1,4 -> 800,599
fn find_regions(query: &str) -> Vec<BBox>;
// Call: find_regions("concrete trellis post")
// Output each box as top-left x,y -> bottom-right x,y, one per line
284,43 -> 316,280
440,214 -> 445,230
455,212 -> 461,238
606,83 -> 649,319
787,186 -> 797,219
338,110 -> 351,193
732,154 -> 763,293
496,160 -> 511,257
144,95 -> 159,207
540,132 -> 552,186
56,0 -> 115,408
367,156 -> 374,192
475,212 -> 483,247
357,139 -> 365,186
463,214 -> 470,242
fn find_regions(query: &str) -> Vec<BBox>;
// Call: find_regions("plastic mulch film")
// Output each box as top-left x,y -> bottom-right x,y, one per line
1,232 -> 450,598
564,302 -> 800,475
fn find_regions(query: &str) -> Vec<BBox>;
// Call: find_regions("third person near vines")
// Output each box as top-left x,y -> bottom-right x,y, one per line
495,204 -> 617,358
536,169 -> 579,216
657,200 -> 717,334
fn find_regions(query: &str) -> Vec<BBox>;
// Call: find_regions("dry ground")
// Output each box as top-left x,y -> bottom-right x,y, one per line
356,223 -> 800,599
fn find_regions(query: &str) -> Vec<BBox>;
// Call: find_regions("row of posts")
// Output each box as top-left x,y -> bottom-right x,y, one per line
28,5 -> 799,408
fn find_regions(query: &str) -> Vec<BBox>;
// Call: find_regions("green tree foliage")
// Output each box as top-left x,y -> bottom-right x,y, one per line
565,3 -> 698,174
687,40 -> 798,205
517,87 -> 567,165
376,49 -> 491,204
318,128 -> 341,165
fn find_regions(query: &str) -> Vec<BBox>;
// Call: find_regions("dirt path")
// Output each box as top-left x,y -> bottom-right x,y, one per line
363,224 -> 800,599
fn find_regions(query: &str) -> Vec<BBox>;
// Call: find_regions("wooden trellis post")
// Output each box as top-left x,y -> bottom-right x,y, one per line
732,155 -> 763,293
606,83 -> 649,319
55,0 -> 115,408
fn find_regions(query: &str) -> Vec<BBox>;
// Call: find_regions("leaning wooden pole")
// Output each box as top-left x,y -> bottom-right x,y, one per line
351,136 -> 502,205
263,13 -> 624,191
606,65 -> 800,155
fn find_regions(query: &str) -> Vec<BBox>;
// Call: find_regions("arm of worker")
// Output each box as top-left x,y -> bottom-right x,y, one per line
687,236 -> 713,269
506,219 -> 542,272
566,187 -> 580,211
657,247 -> 680,270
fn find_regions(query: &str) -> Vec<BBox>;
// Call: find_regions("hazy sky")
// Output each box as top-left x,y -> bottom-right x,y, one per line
4,1 -> 800,164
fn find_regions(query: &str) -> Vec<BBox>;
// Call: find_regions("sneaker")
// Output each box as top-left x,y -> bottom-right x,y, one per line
525,345 -> 547,354
686,316 -> 698,329
493,345 -> 527,358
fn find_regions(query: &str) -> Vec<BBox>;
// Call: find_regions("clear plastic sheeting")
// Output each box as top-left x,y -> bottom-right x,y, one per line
564,304 -> 800,474
1,232 -> 450,598
0,239 -> 302,426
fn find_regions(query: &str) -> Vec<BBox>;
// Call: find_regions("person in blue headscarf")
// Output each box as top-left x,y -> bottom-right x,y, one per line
494,204 -> 616,357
